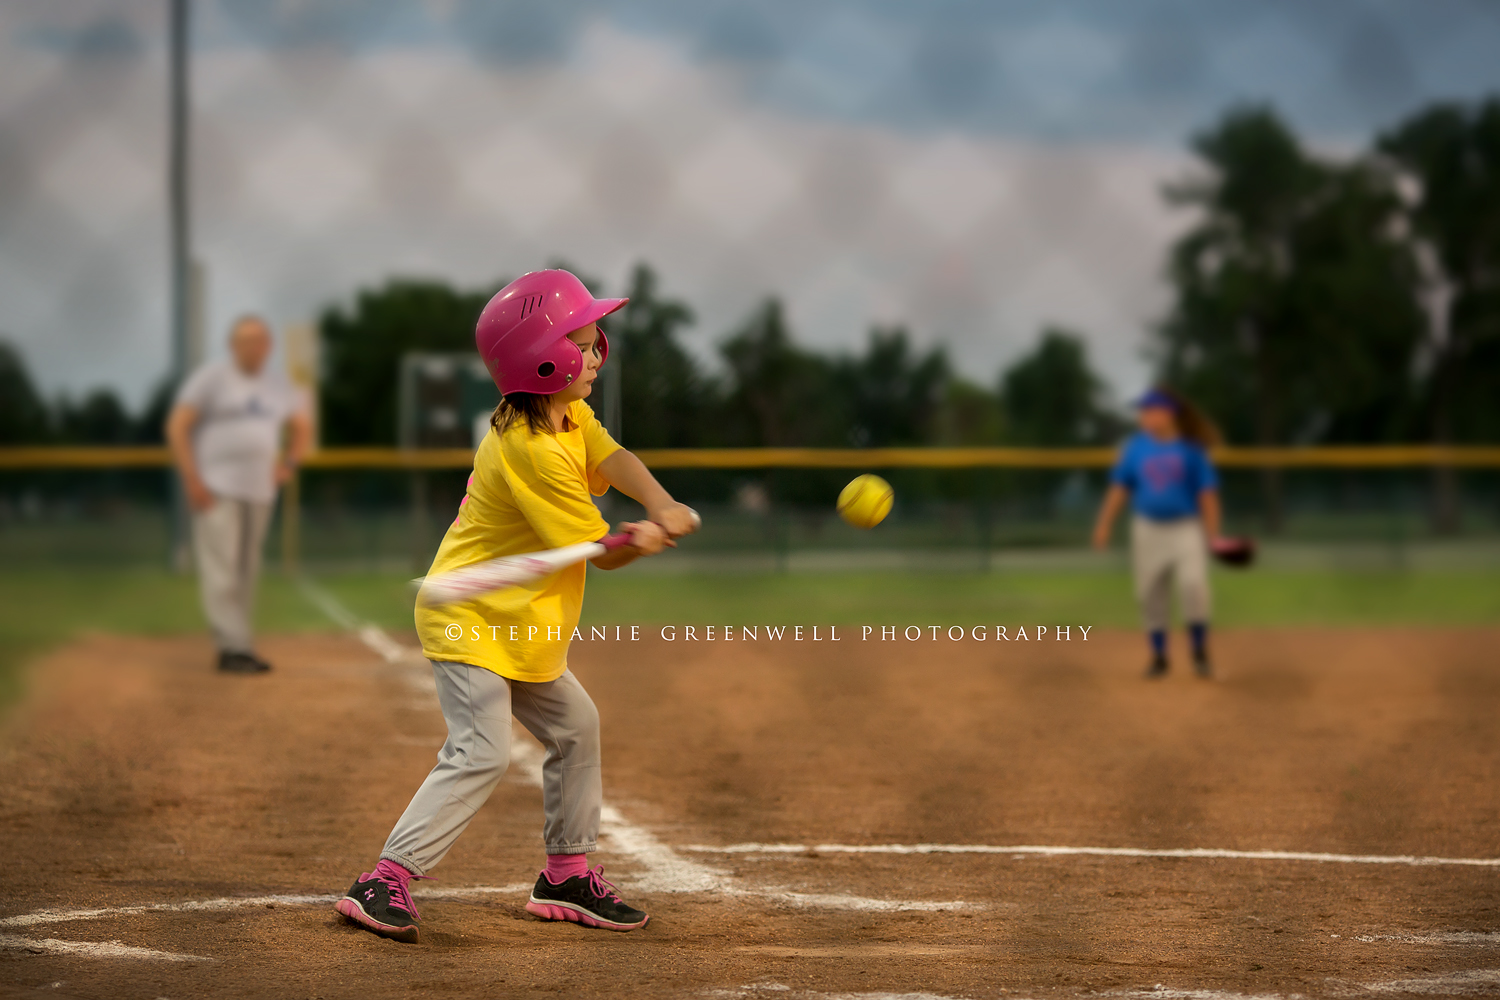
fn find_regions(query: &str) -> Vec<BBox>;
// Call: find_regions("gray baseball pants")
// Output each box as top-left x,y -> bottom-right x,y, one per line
380,661 -> 601,876
1130,514 -> 1212,631
191,497 -> 273,654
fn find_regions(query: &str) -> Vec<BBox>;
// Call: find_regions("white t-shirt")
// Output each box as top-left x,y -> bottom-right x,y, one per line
175,361 -> 307,503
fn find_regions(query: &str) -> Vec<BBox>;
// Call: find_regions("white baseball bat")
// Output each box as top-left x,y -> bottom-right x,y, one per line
416,508 -> 700,607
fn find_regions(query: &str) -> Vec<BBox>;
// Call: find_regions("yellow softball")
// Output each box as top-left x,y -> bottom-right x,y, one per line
837,474 -> 894,530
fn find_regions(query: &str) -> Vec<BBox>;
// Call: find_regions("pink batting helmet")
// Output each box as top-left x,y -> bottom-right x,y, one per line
475,269 -> 627,397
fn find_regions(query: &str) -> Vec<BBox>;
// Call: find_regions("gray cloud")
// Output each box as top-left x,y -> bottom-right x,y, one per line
20,13 -> 144,57
1122,11 -> 1205,96
452,0 -> 591,66
910,24 -> 998,114
1339,12 -> 1419,120
697,4 -> 783,63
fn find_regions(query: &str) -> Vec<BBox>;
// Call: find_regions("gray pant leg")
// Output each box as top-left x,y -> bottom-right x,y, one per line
1131,516 -> 1174,632
510,670 -> 601,856
1175,521 -> 1213,624
243,500 -> 271,625
192,498 -> 272,653
381,662 -> 513,876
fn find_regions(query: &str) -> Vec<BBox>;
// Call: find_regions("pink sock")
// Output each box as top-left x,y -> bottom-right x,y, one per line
544,853 -> 589,884
374,858 -> 414,884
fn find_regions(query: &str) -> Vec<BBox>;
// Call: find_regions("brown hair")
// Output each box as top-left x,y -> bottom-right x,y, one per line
1154,386 -> 1222,447
490,392 -> 554,436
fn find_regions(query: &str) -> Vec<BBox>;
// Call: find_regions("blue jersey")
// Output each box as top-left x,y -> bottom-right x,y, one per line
1110,433 -> 1218,521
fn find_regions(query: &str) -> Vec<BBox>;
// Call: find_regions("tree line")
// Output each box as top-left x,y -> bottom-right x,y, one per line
315,264 -> 1120,453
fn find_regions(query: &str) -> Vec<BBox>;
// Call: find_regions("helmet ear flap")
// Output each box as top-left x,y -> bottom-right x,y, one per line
561,329 -> 607,372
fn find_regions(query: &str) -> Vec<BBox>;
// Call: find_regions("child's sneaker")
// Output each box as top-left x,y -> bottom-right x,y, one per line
336,859 -> 426,943
526,865 -> 649,931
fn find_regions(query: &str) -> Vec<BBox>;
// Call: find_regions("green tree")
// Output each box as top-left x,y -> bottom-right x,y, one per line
55,389 -> 133,444
1157,105 -> 1424,529
999,328 -> 1115,446
838,327 -> 949,447
1281,161 -> 1425,443
611,264 -> 714,447
133,378 -> 177,444
1381,99 -> 1500,529
319,279 -> 497,445
0,340 -> 50,444
933,379 -> 1003,445
719,299 -> 844,447
1158,108 -> 1322,456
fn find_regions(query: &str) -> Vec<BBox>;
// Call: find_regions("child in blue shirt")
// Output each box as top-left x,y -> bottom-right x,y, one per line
1092,388 -> 1223,678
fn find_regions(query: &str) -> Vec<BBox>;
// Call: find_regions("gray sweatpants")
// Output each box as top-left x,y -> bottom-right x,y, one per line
380,661 -> 601,876
191,497 -> 273,654
1130,514 -> 1212,631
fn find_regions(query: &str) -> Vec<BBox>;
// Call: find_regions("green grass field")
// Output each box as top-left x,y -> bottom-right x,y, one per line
2,559 -> 1497,711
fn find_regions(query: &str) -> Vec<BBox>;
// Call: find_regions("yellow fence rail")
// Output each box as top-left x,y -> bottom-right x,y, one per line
3,444 -> 1500,471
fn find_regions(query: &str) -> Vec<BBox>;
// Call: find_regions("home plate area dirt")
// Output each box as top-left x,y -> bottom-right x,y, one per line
2,625 -> 1499,999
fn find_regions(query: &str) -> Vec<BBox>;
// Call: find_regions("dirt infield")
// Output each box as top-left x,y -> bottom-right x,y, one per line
2,623 -> 1499,999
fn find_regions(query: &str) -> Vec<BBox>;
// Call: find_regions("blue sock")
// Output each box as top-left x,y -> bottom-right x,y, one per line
1149,629 -> 1167,658
1189,622 -> 1208,656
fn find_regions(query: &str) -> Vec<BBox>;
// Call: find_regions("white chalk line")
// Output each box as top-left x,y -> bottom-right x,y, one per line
706,988 -> 972,1000
1359,968 -> 1500,995
1112,990 -> 1294,1000
0,932 -> 211,963
0,894 -> 340,930
0,884 -> 538,933
297,577 -> 427,669
687,842 -> 1500,869
1124,995 -> 1282,1000
507,739 -> 969,912
1356,931 -> 1500,946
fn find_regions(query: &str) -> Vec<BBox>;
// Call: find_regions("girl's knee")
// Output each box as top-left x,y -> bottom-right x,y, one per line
453,740 -> 511,786
556,700 -> 601,763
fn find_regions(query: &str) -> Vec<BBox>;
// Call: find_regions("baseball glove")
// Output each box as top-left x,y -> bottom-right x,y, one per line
1211,535 -> 1256,568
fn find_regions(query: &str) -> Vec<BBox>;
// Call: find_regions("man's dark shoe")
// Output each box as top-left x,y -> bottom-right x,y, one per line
1145,654 -> 1168,679
336,860 -> 424,943
527,865 -> 649,931
1193,649 -> 1212,679
217,651 -> 270,674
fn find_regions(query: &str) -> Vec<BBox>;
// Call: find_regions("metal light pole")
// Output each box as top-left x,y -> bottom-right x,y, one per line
168,0 -> 192,571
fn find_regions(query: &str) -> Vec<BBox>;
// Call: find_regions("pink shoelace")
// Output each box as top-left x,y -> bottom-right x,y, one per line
373,860 -> 430,919
583,864 -> 622,902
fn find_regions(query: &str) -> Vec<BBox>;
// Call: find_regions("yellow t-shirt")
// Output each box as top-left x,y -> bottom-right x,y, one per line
415,400 -> 621,682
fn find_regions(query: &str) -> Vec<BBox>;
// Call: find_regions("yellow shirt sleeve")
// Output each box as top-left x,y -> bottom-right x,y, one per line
571,399 -> 622,496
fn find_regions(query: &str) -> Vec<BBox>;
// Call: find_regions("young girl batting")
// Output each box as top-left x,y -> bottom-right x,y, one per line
337,269 -> 698,942
1092,387 -> 1223,679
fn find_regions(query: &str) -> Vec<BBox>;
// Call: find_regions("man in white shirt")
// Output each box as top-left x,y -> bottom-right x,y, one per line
166,316 -> 312,673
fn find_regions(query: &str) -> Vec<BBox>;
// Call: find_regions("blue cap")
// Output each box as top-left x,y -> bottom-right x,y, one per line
1135,389 -> 1177,411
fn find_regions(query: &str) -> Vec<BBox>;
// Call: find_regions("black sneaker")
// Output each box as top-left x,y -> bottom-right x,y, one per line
335,862 -> 425,943
1193,649 -> 1212,679
1145,654 -> 1168,679
217,651 -> 270,674
526,865 -> 649,931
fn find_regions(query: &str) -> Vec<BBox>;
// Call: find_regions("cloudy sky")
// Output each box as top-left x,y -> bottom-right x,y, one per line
4,1 -> 1500,409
